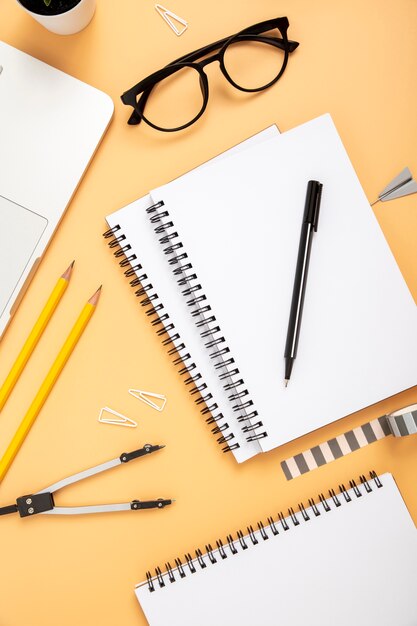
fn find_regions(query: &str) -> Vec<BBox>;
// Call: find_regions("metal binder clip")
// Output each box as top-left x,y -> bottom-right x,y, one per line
154,4 -> 188,36
0,444 -> 173,517
98,406 -> 137,428
128,389 -> 167,412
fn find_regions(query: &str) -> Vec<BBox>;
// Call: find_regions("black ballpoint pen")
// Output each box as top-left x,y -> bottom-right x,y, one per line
284,180 -> 323,386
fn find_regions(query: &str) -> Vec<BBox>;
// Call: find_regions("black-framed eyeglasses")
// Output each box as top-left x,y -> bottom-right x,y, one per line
121,17 -> 299,132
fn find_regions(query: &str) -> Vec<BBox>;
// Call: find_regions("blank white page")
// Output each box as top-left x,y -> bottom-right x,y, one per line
150,114 -> 417,452
136,473 -> 417,626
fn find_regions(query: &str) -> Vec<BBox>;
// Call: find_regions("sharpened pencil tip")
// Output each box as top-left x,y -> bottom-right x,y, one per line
62,260 -> 75,281
284,379 -> 289,388
89,285 -> 102,306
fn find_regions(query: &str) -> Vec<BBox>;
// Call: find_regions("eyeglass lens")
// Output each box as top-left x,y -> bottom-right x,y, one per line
142,66 -> 206,131
222,33 -> 286,90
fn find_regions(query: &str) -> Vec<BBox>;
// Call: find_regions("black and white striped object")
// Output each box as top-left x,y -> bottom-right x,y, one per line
281,404 -> 417,480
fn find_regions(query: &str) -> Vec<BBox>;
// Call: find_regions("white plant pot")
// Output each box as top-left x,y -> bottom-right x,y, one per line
17,0 -> 96,35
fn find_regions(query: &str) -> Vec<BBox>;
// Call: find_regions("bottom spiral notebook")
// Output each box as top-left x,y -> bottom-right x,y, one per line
135,472 -> 417,626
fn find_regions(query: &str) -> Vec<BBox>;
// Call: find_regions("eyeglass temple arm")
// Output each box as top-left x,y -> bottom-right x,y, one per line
127,90 -> 151,125
168,34 -> 298,67
167,15 -> 297,63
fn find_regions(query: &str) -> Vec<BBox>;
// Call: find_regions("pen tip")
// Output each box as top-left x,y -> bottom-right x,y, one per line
284,379 -> 289,388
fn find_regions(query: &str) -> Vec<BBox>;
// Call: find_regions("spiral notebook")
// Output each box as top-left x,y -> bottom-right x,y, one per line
135,472 -> 417,625
105,115 -> 417,462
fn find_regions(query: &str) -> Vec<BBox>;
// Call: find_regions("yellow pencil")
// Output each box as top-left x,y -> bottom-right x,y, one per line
0,261 -> 75,412
0,286 -> 102,484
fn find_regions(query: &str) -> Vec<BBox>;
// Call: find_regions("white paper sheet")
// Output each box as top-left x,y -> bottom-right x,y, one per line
149,114 -> 417,453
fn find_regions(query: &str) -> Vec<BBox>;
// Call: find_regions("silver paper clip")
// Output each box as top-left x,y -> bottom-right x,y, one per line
128,389 -> 167,412
98,406 -> 137,428
155,4 -> 188,36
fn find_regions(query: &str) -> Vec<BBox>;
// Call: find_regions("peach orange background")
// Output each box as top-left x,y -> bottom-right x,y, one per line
0,1 -> 416,625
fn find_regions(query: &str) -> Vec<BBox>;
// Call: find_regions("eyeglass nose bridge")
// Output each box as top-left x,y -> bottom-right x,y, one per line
197,51 -> 223,70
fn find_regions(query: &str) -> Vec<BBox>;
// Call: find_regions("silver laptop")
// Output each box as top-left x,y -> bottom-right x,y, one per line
0,41 -> 113,337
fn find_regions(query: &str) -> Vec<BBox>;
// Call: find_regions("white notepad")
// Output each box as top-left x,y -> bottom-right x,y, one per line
105,115 -> 417,462
105,127 -> 280,462
135,473 -> 417,626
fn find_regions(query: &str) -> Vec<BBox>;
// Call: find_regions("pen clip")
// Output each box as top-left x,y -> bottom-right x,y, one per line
312,182 -> 323,231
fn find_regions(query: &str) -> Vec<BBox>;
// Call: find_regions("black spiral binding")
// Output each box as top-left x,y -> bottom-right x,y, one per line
144,471 -> 382,592
103,213 -> 240,453
145,201 -> 267,444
